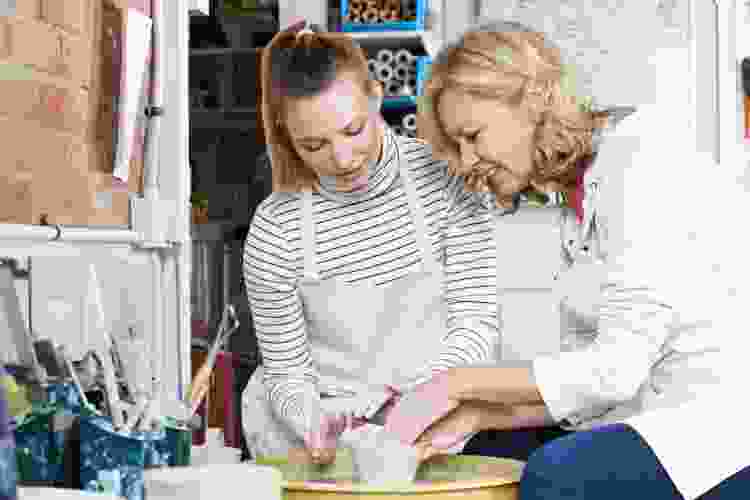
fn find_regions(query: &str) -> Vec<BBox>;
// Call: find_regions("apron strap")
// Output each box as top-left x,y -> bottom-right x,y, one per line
300,138 -> 438,278
397,145 -> 439,274
301,189 -> 319,278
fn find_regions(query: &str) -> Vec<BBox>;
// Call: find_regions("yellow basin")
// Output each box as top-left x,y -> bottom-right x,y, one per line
255,449 -> 525,500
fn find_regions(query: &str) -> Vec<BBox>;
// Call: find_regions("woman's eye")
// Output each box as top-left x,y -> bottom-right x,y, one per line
304,143 -> 324,152
466,131 -> 480,142
345,126 -> 365,137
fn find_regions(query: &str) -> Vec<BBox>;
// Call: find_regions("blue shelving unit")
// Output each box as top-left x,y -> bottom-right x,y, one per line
416,56 -> 432,97
340,0 -> 427,32
382,96 -> 415,110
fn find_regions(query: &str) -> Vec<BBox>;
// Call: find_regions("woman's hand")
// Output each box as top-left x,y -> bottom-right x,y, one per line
303,412 -> 349,465
383,369 -> 467,445
411,401 -> 488,461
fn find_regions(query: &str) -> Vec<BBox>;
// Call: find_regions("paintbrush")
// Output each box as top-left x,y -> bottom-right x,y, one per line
188,304 -> 239,418
57,345 -> 100,416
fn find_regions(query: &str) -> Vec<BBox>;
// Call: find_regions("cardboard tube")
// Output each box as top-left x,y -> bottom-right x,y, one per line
402,113 -> 417,131
368,59 -> 379,75
376,63 -> 394,82
385,80 -> 402,95
407,76 -> 417,91
398,84 -> 413,96
392,125 -> 404,136
363,8 -> 378,23
395,49 -> 413,66
393,63 -> 410,81
377,49 -> 394,66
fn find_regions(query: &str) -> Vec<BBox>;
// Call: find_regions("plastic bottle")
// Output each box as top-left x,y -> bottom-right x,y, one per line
0,365 -> 18,500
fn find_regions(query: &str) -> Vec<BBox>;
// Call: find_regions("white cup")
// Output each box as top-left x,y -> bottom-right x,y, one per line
342,425 -> 419,483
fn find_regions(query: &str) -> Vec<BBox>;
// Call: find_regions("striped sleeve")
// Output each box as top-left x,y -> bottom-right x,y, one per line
242,196 -> 319,439
404,139 -> 501,378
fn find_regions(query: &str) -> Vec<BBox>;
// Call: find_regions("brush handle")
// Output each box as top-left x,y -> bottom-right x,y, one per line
189,363 -> 213,417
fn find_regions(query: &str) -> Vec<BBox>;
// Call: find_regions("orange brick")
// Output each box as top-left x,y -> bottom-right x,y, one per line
0,118 -> 97,225
0,118 -> 72,176
14,0 -> 41,20
60,31 -> 93,88
41,0 -> 87,34
0,78 -> 41,120
0,173 -> 33,224
35,83 -> 88,135
88,170 -> 130,225
0,19 -> 9,59
6,17 -> 61,74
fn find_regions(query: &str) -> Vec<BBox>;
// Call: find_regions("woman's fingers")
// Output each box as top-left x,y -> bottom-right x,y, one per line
283,18 -> 307,32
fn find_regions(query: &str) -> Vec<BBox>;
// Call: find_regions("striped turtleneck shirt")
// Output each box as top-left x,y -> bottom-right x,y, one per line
243,126 -> 500,433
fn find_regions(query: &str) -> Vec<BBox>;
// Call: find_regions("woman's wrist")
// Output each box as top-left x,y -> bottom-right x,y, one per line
474,402 -> 557,432
452,365 -> 543,406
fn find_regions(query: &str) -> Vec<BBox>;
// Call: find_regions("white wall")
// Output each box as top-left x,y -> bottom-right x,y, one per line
0,0 -> 191,406
29,251 -> 156,362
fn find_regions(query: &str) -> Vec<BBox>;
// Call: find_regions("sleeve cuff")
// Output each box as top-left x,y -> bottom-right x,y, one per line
532,355 -> 585,425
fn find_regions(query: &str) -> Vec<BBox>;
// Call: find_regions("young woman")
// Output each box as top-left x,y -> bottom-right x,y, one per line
384,20 -> 750,500
241,23 -> 501,463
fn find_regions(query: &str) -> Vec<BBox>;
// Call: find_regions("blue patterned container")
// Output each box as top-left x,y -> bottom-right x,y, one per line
151,418 -> 191,467
45,383 -> 80,414
13,404 -> 67,485
79,417 -> 164,500
0,368 -> 18,500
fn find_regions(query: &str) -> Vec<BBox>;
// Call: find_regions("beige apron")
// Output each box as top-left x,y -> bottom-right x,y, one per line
243,142 -> 470,458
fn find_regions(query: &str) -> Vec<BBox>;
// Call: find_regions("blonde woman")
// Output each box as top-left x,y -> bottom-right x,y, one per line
384,20 -> 750,500
241,22 -> 500,463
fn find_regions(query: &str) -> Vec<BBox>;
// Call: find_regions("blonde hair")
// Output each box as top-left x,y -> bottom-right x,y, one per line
260,29 -> 376,192
418,20 -> 611,191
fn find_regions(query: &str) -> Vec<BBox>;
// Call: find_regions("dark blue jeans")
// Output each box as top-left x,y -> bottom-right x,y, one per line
463,423 -> 750,499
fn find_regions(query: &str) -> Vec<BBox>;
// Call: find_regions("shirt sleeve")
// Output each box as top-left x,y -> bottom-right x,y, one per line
243,199 -> 320,439
532,111 -> 679,425
420,154 -> 501,379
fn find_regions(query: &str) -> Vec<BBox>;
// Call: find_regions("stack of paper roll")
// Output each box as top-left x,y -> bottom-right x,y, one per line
369,48 -> 418,97
391,112 -> 417,138
344,0 -> 418,23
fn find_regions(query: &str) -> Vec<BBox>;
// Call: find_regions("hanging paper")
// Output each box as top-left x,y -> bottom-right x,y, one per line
113,9 -> 153,185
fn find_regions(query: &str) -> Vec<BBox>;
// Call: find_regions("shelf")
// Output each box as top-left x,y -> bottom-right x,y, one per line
190,48 -> 261,56
347,30 -> 441,58
191,219 -> 239,242
190,108 -> 259,130
382,96 -> 417,110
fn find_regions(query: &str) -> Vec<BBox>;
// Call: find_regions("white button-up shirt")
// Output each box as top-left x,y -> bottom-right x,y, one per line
532,104 -> 750,500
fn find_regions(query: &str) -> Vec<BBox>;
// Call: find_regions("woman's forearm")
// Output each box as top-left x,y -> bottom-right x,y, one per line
453,362 -> 545,407
479,402 -> 557,431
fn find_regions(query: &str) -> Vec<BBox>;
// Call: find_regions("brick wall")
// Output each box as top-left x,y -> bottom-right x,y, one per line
0,0 -> 151,226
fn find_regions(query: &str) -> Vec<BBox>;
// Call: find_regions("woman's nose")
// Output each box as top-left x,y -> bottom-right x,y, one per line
331,143 -> 355,170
